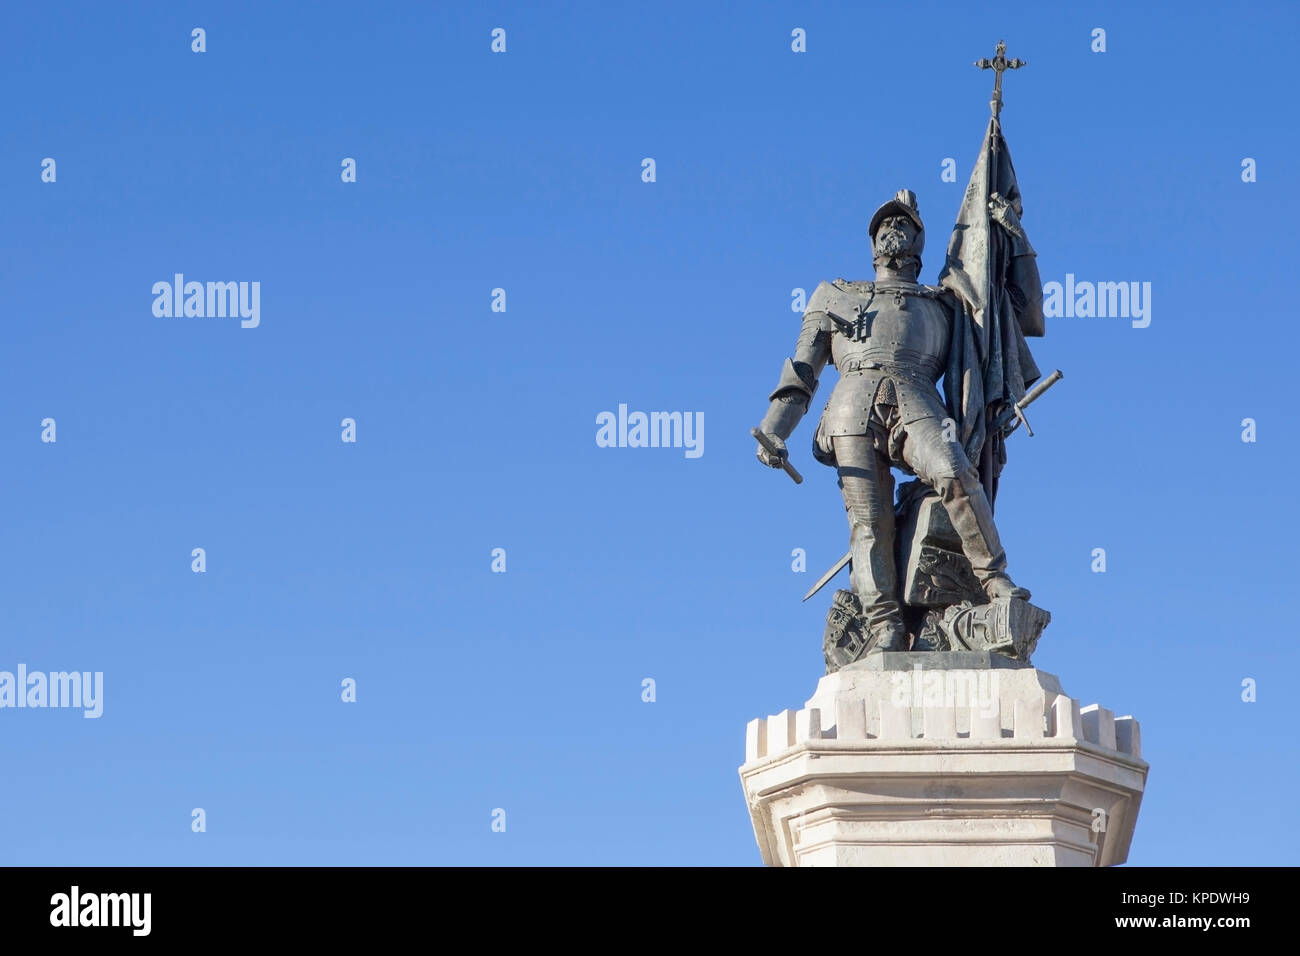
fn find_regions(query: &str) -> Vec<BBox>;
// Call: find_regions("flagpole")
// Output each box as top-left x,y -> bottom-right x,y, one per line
972,41 -> 1024,509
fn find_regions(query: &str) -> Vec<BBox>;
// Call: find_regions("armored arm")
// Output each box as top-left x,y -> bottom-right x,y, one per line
756,285 -> 834,465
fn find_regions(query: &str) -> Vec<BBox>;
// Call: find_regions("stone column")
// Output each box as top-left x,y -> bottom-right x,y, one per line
739,652 -> 1147,866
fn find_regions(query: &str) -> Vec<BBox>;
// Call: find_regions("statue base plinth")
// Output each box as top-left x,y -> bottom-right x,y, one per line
739,654 -> 1147,866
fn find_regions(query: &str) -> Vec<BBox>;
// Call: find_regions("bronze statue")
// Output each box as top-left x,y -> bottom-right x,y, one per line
754,43 -> 1058,671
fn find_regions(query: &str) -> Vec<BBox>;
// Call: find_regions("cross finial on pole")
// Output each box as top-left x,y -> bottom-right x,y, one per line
975,40 -> 1026,119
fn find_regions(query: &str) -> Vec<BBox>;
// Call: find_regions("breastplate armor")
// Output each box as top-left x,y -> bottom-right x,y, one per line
809,279 -> 953,433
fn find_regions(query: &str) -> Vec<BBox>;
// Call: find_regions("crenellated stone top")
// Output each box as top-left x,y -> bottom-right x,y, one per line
744,664 -> 1141,764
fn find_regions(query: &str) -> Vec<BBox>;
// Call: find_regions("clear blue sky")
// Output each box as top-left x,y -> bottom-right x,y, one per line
2,0 -> 1296,865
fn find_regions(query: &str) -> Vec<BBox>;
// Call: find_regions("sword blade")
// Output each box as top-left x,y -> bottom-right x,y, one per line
802,550 -> 852,602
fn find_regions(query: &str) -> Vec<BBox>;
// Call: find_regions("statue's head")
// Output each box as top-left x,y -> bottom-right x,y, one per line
869,189 -> 925,277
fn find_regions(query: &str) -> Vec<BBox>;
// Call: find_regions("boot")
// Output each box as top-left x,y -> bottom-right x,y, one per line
981,572 -> 1030,601
867,620 -> 909,654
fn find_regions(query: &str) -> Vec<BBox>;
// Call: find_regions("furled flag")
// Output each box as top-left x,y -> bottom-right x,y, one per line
938,113 -> 1045,506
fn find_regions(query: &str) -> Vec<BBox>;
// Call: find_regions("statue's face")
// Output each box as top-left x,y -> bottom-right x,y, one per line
873,215 -> 918,261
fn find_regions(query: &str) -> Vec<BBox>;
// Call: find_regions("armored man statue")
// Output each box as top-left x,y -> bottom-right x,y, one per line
739,44 -> 1147,873
755,177 -> 1055,670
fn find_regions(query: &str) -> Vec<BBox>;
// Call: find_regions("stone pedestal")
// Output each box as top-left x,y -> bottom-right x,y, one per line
739,653 -> 1147,866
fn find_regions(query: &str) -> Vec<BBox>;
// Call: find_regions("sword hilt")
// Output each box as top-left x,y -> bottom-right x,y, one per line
751,427 -> 803,484
997,369 -> 1063,435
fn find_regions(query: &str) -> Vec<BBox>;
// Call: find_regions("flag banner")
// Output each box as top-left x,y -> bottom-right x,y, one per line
939,116 -> 1044,503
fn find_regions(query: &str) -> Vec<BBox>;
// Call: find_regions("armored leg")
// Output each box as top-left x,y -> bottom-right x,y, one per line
833,435 -> 907,651
900,418 -> 1029,601
934,467 -> 1029,598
